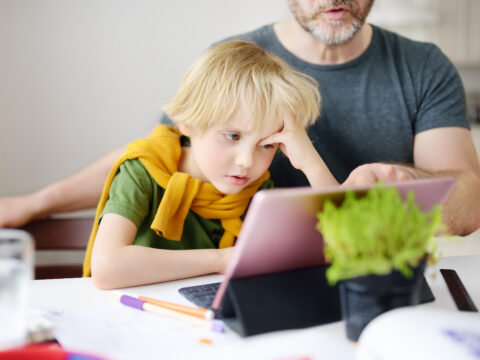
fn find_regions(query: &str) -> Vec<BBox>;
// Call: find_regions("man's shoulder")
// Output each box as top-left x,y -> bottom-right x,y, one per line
372,25 -> 445,63
215,24 -> 277,49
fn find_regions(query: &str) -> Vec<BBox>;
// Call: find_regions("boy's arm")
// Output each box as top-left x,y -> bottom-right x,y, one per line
0,146 -> 125,228
91,213 -> 234,289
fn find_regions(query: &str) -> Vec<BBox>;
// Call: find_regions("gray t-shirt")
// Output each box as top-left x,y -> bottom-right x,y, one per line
163,24 -> 468,186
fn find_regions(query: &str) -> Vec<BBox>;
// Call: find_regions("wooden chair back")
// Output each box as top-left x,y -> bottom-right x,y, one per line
21,217 -> 93,279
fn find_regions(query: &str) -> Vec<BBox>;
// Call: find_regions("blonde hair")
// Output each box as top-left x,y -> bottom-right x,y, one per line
163,40 -> 321,133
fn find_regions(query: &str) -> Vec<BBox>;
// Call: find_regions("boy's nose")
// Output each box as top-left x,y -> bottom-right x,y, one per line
234,149 -> 254,169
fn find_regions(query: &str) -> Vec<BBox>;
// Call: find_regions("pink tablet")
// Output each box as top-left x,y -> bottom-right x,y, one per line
211,177 -> 455,309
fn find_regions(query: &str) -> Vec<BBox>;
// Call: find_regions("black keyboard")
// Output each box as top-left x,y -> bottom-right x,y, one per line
178,282 -> 222,318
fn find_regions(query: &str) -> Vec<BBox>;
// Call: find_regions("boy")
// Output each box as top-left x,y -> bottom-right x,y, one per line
85,41 -> 337,289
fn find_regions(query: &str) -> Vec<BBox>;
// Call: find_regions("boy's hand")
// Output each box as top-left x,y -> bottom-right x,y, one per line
259,113 -> 320,172
260,113 -> 338,187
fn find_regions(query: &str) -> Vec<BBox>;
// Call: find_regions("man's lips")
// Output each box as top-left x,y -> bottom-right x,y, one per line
323,7 -> 349,20
226,175 -> 249,186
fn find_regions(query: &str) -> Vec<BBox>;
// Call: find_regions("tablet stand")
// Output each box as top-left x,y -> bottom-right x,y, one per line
218,265 -> 340,336
218,265 -> 435,337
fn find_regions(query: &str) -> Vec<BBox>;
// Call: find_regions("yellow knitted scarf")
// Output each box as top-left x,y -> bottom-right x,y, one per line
82,125 -> 269,277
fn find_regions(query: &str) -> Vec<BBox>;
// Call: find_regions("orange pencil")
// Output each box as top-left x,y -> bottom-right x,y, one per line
138,295 -> 214,320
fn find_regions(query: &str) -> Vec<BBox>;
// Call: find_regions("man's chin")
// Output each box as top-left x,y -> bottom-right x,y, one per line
308,21 -> 362,45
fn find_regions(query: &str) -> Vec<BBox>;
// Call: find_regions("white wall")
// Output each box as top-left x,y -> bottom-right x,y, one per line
1,1 -> 479,198
0,0 -> 290,196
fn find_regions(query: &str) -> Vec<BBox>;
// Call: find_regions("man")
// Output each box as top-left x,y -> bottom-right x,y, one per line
1,0 -> 479,235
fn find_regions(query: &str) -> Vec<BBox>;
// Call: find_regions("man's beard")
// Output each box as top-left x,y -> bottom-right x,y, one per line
289,0 -> 374,45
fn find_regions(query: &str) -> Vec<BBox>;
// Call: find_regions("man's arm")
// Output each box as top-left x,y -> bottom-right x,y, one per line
414,127 -> 480,235
0,146 -> 125,228
344,127 -> 480,236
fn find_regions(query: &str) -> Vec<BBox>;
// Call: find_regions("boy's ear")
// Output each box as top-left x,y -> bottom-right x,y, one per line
178,123 -> 191,136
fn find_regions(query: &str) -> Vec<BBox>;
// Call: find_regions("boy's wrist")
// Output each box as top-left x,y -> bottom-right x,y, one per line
304,159 -> 338,187
216,247 -> 234,274
301,154 -> 324,178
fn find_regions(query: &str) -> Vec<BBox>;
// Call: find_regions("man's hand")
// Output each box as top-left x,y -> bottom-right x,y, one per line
0,194 -> 42,228
343,163 -> 418,187
343,162 -> 480,235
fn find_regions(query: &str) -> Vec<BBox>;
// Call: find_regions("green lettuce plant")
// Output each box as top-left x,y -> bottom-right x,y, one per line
316,184 -> 446,285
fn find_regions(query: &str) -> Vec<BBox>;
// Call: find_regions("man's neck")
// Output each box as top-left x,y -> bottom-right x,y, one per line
273,19 -> 373,65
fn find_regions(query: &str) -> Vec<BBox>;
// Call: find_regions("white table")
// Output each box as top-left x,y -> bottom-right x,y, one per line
30,255 -> 479,360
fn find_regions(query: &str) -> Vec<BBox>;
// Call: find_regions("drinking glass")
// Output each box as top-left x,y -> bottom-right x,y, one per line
0,229 -> 34,350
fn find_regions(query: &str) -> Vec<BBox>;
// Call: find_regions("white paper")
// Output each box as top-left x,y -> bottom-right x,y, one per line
357,307 -> 480,360
42,300 -> 354,360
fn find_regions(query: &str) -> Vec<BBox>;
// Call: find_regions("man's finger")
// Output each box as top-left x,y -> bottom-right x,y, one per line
343,169 -> 378,186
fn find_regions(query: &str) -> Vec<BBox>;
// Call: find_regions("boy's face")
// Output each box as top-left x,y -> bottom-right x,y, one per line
182,107 -> 282,194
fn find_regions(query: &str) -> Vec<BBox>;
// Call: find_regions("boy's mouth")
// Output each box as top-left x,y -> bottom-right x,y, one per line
226,175 -> 249,186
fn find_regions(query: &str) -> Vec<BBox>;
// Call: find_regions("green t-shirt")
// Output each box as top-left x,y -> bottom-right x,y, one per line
101,159 -> 274,250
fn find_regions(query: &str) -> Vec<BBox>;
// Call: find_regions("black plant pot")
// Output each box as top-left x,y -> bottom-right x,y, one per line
339,260 -> 426,342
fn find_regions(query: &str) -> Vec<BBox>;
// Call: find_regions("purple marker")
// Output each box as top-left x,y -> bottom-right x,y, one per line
116,293 -> 224,333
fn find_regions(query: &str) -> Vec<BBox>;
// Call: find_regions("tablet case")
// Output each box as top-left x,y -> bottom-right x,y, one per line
218,265 -> 435,337
192,178 -> 453,336
212,178 -> 455,311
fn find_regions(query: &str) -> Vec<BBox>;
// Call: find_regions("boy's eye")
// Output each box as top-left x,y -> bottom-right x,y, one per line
224,133 -> 240,141
262,143 -> 274,149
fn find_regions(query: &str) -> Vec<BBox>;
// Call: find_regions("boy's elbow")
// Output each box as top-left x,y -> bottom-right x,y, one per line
91,256 -> 120,290
92,271 -> 115,290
